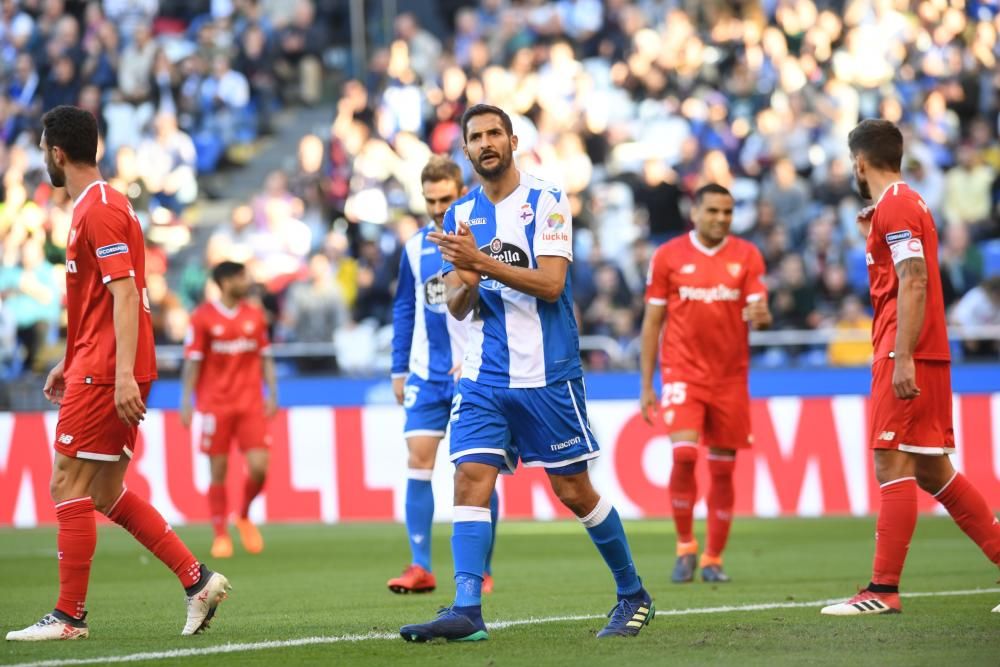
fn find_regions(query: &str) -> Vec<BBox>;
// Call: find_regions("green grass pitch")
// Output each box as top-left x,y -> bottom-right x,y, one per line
2,517 -> 998,666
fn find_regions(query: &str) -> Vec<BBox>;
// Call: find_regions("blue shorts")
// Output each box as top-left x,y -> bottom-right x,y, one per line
448,377 -> 600,474
403,374 -> 455,438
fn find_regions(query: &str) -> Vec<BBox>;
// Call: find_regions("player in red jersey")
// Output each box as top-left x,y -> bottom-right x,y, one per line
821,119 -> 1000,616
5,106 -> 229,642
181,261 -> 277,559
639,183 -> 772,584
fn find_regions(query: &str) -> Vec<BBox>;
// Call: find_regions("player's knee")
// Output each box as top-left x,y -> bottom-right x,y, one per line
672,445 -> 699,465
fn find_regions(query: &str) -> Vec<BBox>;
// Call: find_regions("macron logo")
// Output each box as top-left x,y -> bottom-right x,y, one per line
96,243 -> 128,258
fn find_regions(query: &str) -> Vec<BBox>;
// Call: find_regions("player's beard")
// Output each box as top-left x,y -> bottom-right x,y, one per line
853,172 -> 872,200
46,162 -> 66,188
471,143 -> 513,181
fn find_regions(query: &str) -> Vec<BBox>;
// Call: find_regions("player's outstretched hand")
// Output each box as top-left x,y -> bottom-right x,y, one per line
742,298 -> 772,330
114,375 -> 146,426
42,358 -> 66,405
179,400 -> 193,428
639,385 -> 658,425
891,354 -> 920,400
392,376 -> 406,406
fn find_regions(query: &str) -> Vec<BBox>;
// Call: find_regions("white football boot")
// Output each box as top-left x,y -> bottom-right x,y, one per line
183,571 -> 231,635
6,612 -> 89,641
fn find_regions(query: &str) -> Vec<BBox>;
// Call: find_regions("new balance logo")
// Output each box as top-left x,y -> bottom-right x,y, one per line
57,434 -> 74,445
680,264 -> 696,274
877,431 -> 896,441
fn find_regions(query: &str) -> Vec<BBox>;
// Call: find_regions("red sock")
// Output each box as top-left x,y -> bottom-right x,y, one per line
55,497 -> 96,620
208,484 -> 228,538
872,477 -> 918,587
670,443 -> 698,545
240,477 -> 265,519
106,489 -> 202,589
935,473 -> 1000,564
705,455 -> 736,559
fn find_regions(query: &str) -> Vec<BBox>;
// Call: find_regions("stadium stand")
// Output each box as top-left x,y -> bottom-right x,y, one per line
1,0 -> 998,388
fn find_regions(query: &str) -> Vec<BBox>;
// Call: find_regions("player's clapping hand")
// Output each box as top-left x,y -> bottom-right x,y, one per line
639,385 -> 658,425
42,358 -> 66,405
856,205 -> 875,239
891,354 -> 921,400
429,221 -> 482,271
114,375 -> 146,426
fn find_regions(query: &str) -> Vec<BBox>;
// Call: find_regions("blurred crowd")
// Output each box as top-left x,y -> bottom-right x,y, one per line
3,0 -> 1000,381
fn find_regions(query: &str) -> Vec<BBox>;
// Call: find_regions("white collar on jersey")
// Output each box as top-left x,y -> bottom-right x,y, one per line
210,300 -> 242,319
874,180 -> 907,209
73,180 -> 109,208
689,230 -> 728,256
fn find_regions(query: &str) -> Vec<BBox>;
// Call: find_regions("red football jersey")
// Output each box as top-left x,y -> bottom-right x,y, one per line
64,181 -> 157,385
645,232 -> 768,384
866,181 -> 950,362
183,300 -> 270,412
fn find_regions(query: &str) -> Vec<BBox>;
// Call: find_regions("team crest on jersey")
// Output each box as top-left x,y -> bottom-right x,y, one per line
885,230 -> 912,244
96,242 -> 128,258
243,321 -> 255,334
212,325 -> 225,336
479,238 -> 529,291
519,203 -> 534,225
727,262 -> 741,277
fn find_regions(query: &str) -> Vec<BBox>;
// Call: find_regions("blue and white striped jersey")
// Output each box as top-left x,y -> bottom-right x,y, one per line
442,171 -> 581,388
392,224 -> 468,382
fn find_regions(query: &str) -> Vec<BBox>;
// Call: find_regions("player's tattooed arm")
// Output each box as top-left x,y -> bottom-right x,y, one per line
892,256 -> 927,400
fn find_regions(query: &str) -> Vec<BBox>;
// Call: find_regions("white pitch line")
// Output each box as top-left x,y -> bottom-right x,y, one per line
7,588 -> 999,667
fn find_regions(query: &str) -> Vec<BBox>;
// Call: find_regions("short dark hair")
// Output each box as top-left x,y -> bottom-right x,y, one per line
41,105 -> 98,166
421,155 -> 463,191
460,104 -> 513,143
848,119 -> 904,171
693,183 -> 733,205
212,260 -> 246,286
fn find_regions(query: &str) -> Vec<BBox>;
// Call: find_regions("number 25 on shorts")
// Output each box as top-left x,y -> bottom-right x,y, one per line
660,382 -> 687,407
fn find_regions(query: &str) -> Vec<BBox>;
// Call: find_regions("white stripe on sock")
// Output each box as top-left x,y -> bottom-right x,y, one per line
453,505 -> 492,523
407,468 -> 434,481
933,471 -> 959,498
578,496 -> 613,528
880,476 -> 916,489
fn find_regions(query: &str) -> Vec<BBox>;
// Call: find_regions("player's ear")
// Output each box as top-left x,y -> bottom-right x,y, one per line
510,134 -> 518,153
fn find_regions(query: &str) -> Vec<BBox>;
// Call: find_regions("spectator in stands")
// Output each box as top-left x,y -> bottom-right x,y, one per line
352,238 -> 393,325
275,0 -> 324,106
940,222 -> 984,307
0,236 -> 60,372
282,252 -> 349,344
393,12 -> 441,85
199,54 -> 252,147
944,144 -> 996,232
135,112 -> 198,213
235,22 -> 278,133
770,255 -> 819,331
949,276 -> 1000,359
827,295 -> 873,367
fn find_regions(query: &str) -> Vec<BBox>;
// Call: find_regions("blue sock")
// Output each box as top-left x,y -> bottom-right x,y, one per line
452,506 -> 492,608
581,498 -> 642,598
405,471 -> 434,570
484,489 -> 499,575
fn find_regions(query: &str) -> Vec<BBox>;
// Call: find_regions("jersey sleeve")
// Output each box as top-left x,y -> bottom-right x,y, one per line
644,246 -> 670,305
391,248 -> 416,377
183,309 -> 209,361
439,205 -> 456,276
84,205 -> 138,284
743,246 -> 768,303
532,188 -> 573,261
878,197 -> 928,265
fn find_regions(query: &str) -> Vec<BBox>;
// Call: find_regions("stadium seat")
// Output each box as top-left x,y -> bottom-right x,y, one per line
981,239 -> 1000,278
846,246 -> 869,292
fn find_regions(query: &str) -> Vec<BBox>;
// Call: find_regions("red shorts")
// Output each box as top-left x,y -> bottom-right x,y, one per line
870,358 -> 954,454
198,408 -> 271,456
660,379 -> 752,450
54,382 -> 153,461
